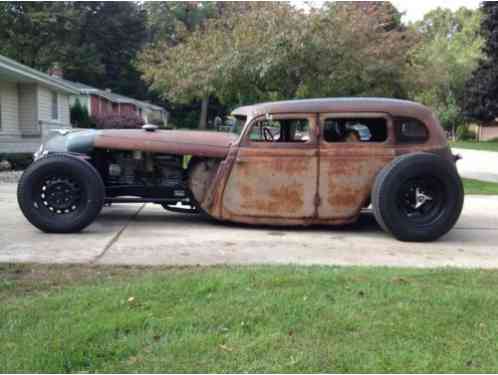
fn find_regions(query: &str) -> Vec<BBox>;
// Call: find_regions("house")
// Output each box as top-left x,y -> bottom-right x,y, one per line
475,123 -> 498,141
0,54 -> 78,154
54,78 -> 168,126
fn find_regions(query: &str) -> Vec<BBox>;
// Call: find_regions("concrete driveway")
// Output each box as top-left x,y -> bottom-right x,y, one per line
453,148 -> 498,183
2,182 -> 498,268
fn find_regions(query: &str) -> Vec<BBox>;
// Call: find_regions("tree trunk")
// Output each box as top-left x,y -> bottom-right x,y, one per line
198,96 -> 209,130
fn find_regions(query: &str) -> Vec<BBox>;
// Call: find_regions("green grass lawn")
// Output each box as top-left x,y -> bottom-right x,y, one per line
451,140 -> 498,152
2,264 -> 498,373
463,178 -> 498,195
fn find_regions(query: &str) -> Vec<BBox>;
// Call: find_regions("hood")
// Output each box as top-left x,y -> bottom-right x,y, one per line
40,129 -> 238,159
94,129 -> 238,158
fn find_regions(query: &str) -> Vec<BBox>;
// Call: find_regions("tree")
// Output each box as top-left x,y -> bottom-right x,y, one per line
0,2 -> 79,70
138,2 -> 417,128
464,3 -> 498,123
64,2 -> 148,98
70,99 -> 94,128
408,7 -> 483,135
143,2 -> 232,129
0,2 -> 149,100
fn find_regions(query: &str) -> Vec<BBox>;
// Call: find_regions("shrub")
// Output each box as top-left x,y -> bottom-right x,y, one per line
70,99 -> 95,128
456,125 -> 475,141
91,113 -> 145,129
0,153 -> 33,170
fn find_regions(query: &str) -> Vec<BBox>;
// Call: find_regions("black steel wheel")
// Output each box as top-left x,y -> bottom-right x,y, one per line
38,175 -> 83,215
396,176 -> 446,226
17,154 -> 105,233
372,152 -> 464,242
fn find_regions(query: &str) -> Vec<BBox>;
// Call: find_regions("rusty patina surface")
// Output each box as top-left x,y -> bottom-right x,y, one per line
193,98 -> 453,226
94,129 -> 237,158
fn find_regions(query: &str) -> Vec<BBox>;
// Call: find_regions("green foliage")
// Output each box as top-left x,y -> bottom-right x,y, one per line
451,140 -> 498,152
455,124 -> 475,140
0,2 -> 150,99
0,2 -> 78,70
464,3 -> 498,122
0,153 -> 33,170
92,113 -> 145,129
407,7 -> 483,132
145,2 -> 220,45
138,3 -> 417,111
70,99 -> 94,128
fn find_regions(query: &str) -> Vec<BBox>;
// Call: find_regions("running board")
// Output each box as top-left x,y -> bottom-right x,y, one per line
104,197 -> 188,204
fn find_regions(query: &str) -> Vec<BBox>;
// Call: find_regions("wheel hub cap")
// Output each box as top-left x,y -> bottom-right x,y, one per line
41,177 -> 81,214
413,188 -> 433,209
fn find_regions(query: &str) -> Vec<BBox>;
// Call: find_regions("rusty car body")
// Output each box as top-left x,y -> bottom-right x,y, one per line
18,98 -> 464,241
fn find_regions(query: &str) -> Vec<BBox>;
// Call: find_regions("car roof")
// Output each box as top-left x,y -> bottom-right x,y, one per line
231,98 -> 434,120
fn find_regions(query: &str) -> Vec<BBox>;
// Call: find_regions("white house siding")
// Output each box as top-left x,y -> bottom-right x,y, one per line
37,86 -> 71,141
58,93 -> 70,125
0,81 -> 21,138
18,83 -> 38,136
38,86 -> 70,124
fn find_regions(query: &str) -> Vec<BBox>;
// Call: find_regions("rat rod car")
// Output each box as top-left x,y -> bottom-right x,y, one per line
17,98 -> 463,241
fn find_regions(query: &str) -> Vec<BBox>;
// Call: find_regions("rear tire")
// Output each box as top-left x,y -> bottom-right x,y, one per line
372,152 -> 464,242
17,154 -> 105,233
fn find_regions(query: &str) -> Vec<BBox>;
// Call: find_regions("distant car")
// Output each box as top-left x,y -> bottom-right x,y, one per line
17,98 -> 463,241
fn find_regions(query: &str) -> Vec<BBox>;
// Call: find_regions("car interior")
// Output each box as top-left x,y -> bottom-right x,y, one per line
248,119 -> 311,143
323,117 -> 388,143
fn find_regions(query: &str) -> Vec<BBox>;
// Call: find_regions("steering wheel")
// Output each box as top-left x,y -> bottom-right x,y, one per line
263,127 -> 274,142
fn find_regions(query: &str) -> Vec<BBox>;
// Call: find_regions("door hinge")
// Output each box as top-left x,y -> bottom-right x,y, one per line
314,194 -> 321,207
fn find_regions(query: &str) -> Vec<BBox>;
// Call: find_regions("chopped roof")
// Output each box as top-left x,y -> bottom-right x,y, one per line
232,98 -> 433,119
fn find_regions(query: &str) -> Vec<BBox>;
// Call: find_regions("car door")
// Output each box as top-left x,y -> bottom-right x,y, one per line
222,113 -> 318,222
317,113 -> 395,220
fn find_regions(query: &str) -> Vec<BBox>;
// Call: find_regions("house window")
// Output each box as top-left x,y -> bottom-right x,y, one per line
51,91 -> 58,120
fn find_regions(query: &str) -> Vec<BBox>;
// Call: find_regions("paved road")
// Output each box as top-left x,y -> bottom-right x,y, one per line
2,183 -> 498,268
453,148 -> 498,183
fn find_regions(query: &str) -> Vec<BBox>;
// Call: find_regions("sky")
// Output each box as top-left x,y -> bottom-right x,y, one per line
292,0 -> 480,22
391,0 -> 479,22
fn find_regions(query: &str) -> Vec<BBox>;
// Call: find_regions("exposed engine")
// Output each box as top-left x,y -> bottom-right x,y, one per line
102,151 -> 187,200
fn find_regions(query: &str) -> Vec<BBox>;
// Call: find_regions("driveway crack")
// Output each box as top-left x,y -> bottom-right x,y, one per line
91,204 -> 145,264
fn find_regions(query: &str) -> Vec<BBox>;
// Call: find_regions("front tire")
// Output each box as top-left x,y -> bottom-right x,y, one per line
17,154 -> 105,233
372,153 -> 464,242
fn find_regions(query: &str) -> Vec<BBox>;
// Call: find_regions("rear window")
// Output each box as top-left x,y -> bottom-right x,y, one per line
395,117 -> 429,143
323,117 -> 387,143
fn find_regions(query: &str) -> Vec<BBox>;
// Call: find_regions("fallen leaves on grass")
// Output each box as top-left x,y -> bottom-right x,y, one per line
219,344 -> 234,352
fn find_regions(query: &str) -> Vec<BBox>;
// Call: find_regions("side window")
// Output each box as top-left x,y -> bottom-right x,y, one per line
248,118 -> 310,143
51,91 -> 58,120
395,117 -> 428,143
323,117 -> 387,143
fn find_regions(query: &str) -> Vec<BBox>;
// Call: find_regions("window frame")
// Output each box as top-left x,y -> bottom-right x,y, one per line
319,112 -> 393,146
240,113 -> 318,149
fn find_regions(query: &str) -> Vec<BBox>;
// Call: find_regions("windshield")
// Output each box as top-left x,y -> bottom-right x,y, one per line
231,115 -> 247,135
